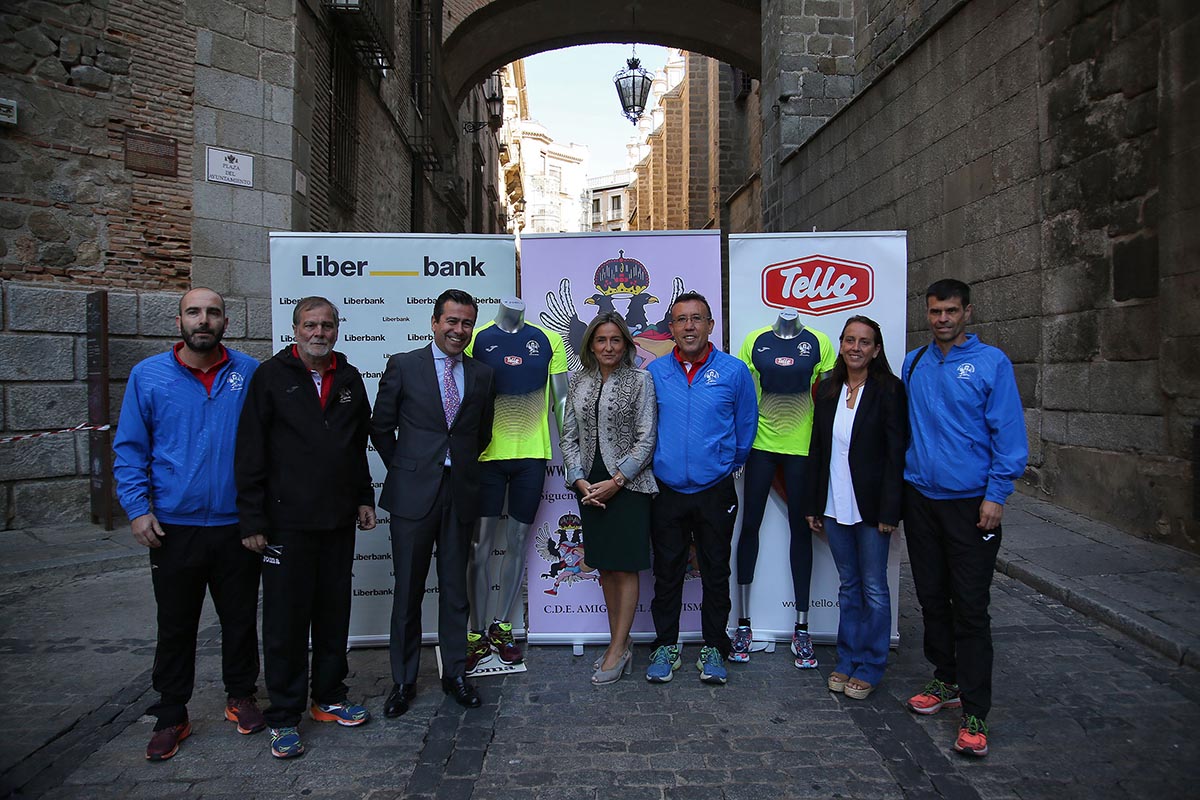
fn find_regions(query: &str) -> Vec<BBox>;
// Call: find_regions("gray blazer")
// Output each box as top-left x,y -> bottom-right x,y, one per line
560,366 -> 658,496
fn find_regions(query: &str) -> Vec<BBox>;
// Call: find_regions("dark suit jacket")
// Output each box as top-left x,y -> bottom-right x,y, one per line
807,374 -> 908,527
370,344 -> 495,522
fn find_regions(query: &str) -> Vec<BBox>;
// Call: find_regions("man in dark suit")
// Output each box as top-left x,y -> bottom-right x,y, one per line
371,289 -> 496,716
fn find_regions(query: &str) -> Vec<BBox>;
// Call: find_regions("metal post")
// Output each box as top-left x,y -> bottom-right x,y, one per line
87,291 -> 113,530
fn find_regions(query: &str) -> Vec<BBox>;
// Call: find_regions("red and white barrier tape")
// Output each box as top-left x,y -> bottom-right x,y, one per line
0,422 -> 111,444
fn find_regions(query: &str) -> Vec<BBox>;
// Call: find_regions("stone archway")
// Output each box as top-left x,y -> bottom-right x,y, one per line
442,0 -> 760,104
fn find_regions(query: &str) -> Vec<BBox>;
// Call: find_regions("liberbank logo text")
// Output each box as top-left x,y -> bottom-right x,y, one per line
301,254 -> 488,278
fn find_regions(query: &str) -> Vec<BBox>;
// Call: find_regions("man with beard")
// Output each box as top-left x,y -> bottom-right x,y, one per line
114,287 -> 264,761
236,296 -> 376,759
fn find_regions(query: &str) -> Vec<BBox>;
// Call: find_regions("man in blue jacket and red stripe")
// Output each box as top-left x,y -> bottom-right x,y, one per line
902,278 -> 1028,758
113,287 -> 263,761
644,292 -> 758,685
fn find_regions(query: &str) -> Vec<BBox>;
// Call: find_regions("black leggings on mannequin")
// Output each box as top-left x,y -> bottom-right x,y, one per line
736,448 -> 813,611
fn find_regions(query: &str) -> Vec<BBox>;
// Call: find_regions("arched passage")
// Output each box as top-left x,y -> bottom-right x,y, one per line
443,0 -> 760,104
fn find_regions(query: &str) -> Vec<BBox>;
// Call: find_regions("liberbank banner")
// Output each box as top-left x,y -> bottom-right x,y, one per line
729,231 -> 907,646
269,232 -> 517,645
519,231 -> 723,646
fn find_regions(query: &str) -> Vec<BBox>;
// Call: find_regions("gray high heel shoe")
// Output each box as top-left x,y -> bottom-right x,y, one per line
593,637 -> 633,669
591,649 -> 633,685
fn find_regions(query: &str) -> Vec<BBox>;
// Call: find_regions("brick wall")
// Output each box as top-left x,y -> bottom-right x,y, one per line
774,0 -> 1199,550
1,0 -> 193,289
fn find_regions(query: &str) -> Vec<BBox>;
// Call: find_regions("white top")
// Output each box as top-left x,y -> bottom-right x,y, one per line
824,383 -> 863,525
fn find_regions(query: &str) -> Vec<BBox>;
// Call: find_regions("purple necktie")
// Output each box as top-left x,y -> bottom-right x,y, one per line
442,356 -> 460,429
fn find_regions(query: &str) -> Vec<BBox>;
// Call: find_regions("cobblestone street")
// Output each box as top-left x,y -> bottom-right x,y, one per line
3,553 -> 1196,800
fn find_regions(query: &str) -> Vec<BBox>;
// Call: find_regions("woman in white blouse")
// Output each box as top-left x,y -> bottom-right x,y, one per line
806,316 -> 907,700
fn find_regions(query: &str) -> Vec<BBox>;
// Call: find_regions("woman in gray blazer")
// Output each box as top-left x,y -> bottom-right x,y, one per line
560,311 -> 658,685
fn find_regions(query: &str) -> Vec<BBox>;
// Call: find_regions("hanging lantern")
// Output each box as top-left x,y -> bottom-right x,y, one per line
613,55 -> 652,125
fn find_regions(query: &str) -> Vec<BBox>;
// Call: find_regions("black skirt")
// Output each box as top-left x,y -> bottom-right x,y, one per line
578,450 -> 651,572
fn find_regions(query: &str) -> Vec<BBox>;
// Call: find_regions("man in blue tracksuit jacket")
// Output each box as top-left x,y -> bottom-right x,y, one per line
901,278 -> 1028,759
644,292 -> 758,685
113,288 -> 264,761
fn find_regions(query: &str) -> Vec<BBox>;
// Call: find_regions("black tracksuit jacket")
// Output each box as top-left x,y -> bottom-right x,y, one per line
235,346 -> 374,534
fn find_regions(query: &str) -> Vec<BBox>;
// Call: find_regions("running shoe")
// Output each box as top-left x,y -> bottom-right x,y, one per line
645,644 -> 681,683
696,646 -> 728,685
310,702 -> 370,726
791,627 -> 817,669
954,714 -> 989,757
269,726 -> 304,759
466,630 -> 492,674
224,695 -> 266,735
145,721 -> 190,761
488,619 -> 522,665
906,679 -> 962,715
728,625 -> 752,663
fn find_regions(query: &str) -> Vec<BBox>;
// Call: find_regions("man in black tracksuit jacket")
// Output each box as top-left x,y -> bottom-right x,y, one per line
235,296 -> 376,758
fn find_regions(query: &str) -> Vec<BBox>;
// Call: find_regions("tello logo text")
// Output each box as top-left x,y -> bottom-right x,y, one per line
761,255 -> 874,316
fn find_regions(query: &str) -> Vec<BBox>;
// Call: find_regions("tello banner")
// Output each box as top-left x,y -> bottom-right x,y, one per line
761,254 -> 874,316
729,231 -> 907,646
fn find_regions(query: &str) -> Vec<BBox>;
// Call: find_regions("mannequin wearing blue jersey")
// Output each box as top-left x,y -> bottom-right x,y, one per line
734,310 -> 833,669
466,299 -> 567,668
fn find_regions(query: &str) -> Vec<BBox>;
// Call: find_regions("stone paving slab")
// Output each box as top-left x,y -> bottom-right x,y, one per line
1000,493 -> 1200,668
0,522 -> 142,584
3,561 -> 1198,799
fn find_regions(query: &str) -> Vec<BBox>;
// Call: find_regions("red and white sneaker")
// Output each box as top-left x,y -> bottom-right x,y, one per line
906,679 -> 962,715
954,714 -> 989,757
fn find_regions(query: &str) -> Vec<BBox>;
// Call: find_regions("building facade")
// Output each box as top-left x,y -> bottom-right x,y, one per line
587,171 -> 633,232
0,0 -> 1196,551
0,0 -> 503,528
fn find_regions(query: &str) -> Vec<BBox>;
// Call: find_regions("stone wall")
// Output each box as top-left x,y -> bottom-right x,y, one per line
0,0 -> 500,529
773,0 -> 1199,551
0,280 -> 269,528
1,0 -> 192,288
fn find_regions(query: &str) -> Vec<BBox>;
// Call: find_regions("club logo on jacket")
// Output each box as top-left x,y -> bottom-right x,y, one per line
957,363 -> 976,380
338,387 -> 353,403
774,356 -> 794,367
504,355 -> 523,366
797,341 -> 812,357
227,372 -> 245,391
703,368 -> 719,385
526,339 -> 541,356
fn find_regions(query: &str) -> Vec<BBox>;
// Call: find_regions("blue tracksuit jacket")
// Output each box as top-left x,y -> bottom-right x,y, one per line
113,347 -> 258,525
647,347 -> 758,494
902,334 -> 1028,504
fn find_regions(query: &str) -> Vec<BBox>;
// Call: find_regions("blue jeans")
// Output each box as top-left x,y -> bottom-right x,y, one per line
823,518 -> 892,686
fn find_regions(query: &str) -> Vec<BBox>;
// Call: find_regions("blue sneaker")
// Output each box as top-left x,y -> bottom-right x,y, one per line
792,627 -> 817,669
311,702 -> 370,727
728,625 -> 752,663
645,645 -> 681,683
697,646 -> 728,684
269,726 -> 304,759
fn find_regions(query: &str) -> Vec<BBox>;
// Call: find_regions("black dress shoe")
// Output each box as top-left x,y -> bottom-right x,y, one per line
383,683 -> 417,718
440,676 -> 482,708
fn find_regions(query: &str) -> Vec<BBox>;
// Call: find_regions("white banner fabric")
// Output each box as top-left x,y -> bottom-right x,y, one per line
728,231 -> 908,646
268,232 -> 517,646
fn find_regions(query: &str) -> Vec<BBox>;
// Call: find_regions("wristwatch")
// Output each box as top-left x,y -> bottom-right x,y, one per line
613,472 -> 626,488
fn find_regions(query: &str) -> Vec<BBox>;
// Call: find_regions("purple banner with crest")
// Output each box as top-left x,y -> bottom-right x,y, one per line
519,231 -> 723,644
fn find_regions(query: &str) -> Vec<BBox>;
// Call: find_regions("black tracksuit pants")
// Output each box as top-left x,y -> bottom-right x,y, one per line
903,484 -> 1001,720
148,523 -> 261,730
650,476 -> 739,658
261,526 -> 356,728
